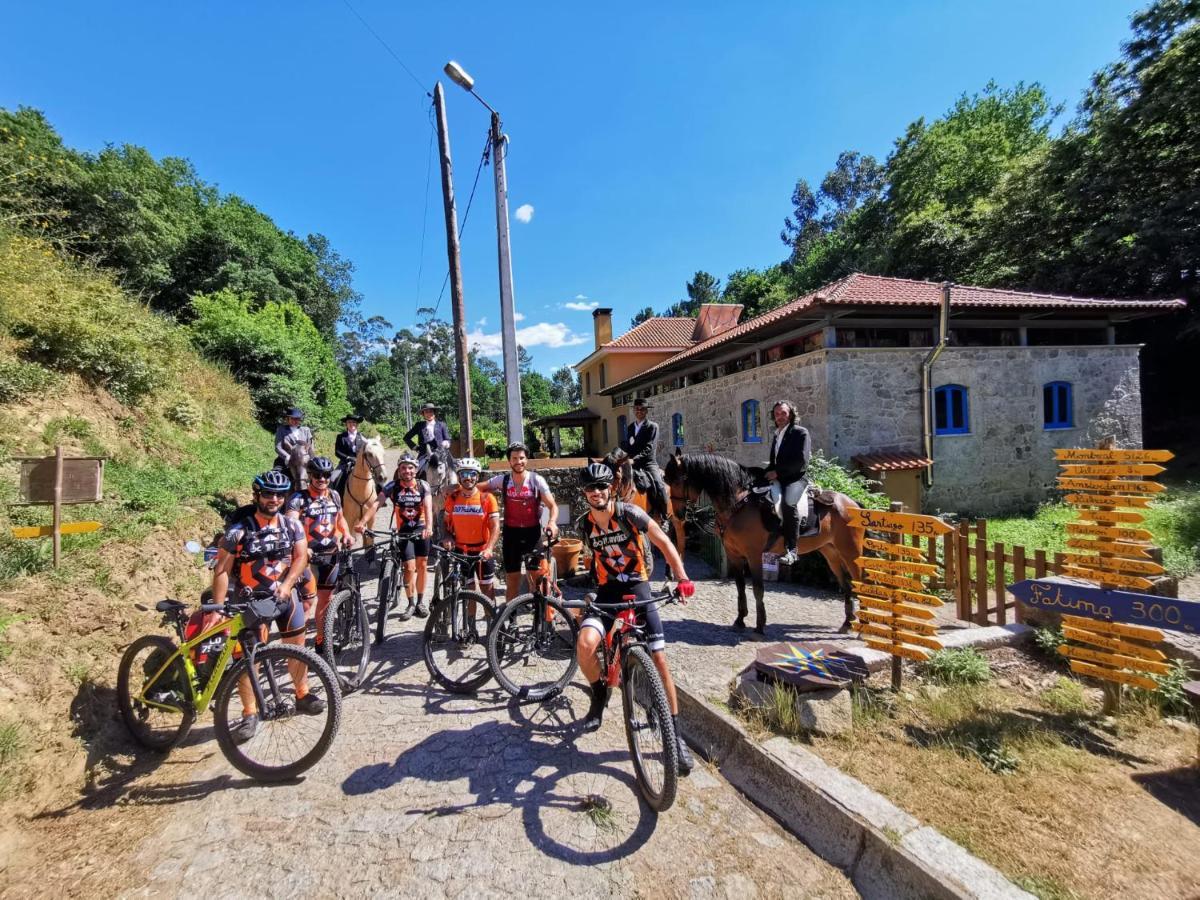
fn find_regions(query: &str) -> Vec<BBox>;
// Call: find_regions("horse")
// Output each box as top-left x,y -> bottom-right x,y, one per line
284,444 -> 311,493
419,448 -> 458,543
340,436 -> 387,543
663,450 -> 865,636
607,455 -> 684,560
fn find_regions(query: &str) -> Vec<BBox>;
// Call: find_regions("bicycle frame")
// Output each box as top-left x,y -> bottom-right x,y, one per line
137,612 -> 246,714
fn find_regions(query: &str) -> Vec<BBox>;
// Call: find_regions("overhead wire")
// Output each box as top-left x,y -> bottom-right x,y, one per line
339,0 -> 431,99
431,129 -> 492,318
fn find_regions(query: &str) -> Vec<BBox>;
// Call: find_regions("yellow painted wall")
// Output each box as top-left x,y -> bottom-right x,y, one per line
577,350 -> 679,453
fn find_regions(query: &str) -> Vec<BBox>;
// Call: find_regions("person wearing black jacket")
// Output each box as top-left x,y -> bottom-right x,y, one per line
617,398 -> 668,516
404,403 -> 453,464
333,414 -> 365,494
766,401 -> 811,564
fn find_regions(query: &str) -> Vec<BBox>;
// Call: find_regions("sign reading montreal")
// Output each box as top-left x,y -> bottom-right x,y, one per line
1011,578 -> 1200,634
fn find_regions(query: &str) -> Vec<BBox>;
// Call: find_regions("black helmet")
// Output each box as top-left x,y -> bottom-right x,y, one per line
307,456 -> 335,476
580,462 -> 613,489
253,470 -> 292,494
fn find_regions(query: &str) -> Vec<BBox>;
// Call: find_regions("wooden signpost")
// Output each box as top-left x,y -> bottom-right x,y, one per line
1056,614 -> 1168,700
10,447 -> 103,567
852,504 -> 949,689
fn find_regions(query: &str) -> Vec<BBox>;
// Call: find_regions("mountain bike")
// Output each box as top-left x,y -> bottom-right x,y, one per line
423,545 -> 497,693
368,528 -> 432,645
487,532 -> 579,702
560,584 -> 684,812
117,589 -> 342,782
319,545 -> 371,692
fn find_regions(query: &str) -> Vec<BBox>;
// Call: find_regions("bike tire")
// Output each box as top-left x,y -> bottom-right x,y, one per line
322,587 -> 371,693
212,643 -> 342,782
116,634 -> 195,751
423,589 -> 495,694
487,593 -> 579,703
375,556 -> 396,645
621,645 -> 678,812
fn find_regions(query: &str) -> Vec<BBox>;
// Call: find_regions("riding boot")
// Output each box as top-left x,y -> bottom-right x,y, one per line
673,715 -> 695,776
581,680 -> 609,733
781,505 -> 800,563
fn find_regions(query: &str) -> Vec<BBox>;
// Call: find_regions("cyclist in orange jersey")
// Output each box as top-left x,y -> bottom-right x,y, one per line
441,458 -> 499,601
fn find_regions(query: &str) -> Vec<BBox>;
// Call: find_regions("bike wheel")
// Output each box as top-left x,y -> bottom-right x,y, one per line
621,645 -> 678,812
212,643 -> 342,782
116,635 -> 195,750
322,587 -> 371,692
487,593 -> 578,703
375,557 -> 396,645
423,589 -> 495,694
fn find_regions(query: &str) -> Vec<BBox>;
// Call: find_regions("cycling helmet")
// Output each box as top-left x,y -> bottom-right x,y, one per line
580,462 -> 613,489
397,451 -> 418,467
306,456 -> 335,476
253,470 -> 292,494
457,457 -> 481,477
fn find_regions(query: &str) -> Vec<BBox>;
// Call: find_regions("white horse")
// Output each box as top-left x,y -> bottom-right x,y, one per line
341,436 -> 388,543
419,448 -> 458,543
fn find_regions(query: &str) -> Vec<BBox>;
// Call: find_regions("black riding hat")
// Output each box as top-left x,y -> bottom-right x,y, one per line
420,402 -> 440,413
342,413 -> 364,424
285,407 -> 305,419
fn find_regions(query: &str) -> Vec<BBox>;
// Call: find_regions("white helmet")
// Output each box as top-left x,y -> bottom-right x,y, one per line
457,457 -> 481,476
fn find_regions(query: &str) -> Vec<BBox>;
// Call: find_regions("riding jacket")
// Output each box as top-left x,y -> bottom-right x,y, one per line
768,423 -> 810,486
335,430 -> 365,465
404,419 -> 451,458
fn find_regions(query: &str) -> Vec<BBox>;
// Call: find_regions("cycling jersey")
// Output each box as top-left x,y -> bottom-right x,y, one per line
444,489 -> 498,549
287,487 -> 343,555
220,511 -> 306,593
382,478 -> 430,533
578,502 -> 653,586
487,471 -> 550,528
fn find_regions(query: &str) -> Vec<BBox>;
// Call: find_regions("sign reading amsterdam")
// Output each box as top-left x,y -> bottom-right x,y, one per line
1010,579 -> 1200,634
848,507 -> 953,536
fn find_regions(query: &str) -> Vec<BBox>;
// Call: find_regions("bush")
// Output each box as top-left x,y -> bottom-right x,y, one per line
164,395 -> 201,428
926,648 -> 991,685
1031,625 -> 1066,662
0,356 -> 58,403
809,450 -> 889,509
1040,676 -> 1090,716
1132,658 -> 1195,719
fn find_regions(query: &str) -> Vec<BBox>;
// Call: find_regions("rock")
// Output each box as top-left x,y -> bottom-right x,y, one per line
795,687 -> 853,737
733,670 -> 776,709
919,684 -> 946,701
1164,717 -> 1198,734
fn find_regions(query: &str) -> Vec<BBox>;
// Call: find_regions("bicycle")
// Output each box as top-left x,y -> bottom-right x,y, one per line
368,528 -> 432,645
560,584 -> 685,812
487,532 -> 579,703
422,545 -> 497,694
319,544 -> 372,692
117,589 -> 343,782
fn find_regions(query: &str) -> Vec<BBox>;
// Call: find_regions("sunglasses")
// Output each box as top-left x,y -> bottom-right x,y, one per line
459,473 -> 479,480
260,491 -> 287,499
310,475 -> 330,481
584,484 -> 609,493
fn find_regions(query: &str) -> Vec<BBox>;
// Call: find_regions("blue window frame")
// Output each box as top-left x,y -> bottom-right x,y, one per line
672,412 -> 684,447
617,414 -> 627,439
1043,381 -> 1073,429
934,385 -> 969,435
741,400 -> 762,443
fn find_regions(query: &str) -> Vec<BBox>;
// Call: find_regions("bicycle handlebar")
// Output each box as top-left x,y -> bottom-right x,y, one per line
558,582 -> 682,613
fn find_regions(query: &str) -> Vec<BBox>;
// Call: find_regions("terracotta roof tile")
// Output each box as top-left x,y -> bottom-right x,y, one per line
607,317 -> 696,348
851,451 -> 933,472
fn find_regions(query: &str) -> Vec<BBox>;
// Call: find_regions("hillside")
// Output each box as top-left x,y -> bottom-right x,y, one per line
0,229 -> 277,819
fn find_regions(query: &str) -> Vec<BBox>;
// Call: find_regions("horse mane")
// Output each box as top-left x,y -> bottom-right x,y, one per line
667,452 -> 748,506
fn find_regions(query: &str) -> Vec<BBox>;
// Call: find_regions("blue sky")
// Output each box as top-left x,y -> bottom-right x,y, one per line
1,1 -> 1142,374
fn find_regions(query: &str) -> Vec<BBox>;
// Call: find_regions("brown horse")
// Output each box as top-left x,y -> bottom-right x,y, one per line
663,450 -> 865,636
605,455 -> 684,558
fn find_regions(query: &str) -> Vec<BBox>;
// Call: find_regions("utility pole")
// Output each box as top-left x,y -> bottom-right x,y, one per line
491,112 -> 524,445
403,358 -> 412,431
433,82 -> 473,453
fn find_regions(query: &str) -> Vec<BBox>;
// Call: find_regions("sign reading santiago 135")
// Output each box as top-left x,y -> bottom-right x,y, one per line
1010,579 -> 1200,634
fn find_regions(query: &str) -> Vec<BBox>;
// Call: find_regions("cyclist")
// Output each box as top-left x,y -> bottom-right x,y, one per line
575,461 -> 696,774
367,451 -> 434,618
211,470 -> 323,743
441,457 -> 500,603
287,456 -> 354,642
480,442 -> 559,602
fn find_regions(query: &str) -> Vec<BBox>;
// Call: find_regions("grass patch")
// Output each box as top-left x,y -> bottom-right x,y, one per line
580,794 -> 619,833
925,647 -> 991,685
1131,658 -> 1195,719
42,414 -> 92,446
1040,677 -> 1090,717
0,721 -> 25,798
1014,875 -> 1080,900
1030,625 -> 1066,662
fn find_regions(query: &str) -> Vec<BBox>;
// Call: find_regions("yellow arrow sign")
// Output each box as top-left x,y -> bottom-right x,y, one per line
862,538 -> 928,561
1065,523 -> 1154,541
862,639 -> 931,661
855,610 -> 940,634
1060,644 -> 1170,676
854,622 -> 944,651
856,556 -> 940,577
1074,510 -> 1146,525
1068,660 -> 1158,691
1060,464 -> 1167,477
1059,554 -> 1164,576
1063,493 -> 1153,509
857,596 -> 937,620
1061,614 -> 1163,642
848,508 -> 954,537
1055,448 -> 1174,462
1056,477 -> 1166,494
1061,626 -> 1167,661
10,521 -> 102,539
1065,538 -> 1153,558
1059,566 -> 1155,591
852,581 -> 944,607
861,571 -> 927,592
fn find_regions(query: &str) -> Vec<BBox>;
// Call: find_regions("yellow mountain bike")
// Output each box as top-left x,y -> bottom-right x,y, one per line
117,589 -> 342,781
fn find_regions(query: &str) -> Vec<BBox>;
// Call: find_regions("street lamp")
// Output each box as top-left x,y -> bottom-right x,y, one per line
444,60 -> 524,446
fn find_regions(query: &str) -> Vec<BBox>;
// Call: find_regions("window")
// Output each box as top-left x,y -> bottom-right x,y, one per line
934,385 -> 969,435
672,412 -> 684,447
617,414 -> 627,438
599,363 -> 606,389
741,400 -> 762,443
585,371 -> 591,396
1043,381 -> 1073,429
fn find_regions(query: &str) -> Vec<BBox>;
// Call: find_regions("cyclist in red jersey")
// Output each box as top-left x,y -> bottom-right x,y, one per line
480,443 -> 559,602
287,456 -> 354,643
442,458 -> 499,601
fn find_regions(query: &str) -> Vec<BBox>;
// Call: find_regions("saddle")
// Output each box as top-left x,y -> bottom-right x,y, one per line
746,479 -> 834,539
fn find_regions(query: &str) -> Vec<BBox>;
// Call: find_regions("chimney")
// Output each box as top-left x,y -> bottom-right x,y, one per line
692,303 -> 743,342
593,307 -> 613,348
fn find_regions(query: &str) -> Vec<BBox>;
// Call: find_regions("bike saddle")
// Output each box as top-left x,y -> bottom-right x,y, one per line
155,599 -> 187,613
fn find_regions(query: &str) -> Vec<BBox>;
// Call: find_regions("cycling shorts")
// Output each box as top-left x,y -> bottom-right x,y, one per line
502,525 -> 541,574
580,580 -> 665,653
264,591 -> 307,639
395,530 -> 430,561
299,555 -> 340,600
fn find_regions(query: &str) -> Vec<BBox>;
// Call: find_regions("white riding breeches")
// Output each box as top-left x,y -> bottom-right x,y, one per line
770,478 -> 809,523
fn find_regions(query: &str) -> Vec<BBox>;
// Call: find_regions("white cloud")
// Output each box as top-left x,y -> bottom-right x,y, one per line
476,316 -> 488,327
574,294 -> 588,301
564,301 -> 599,311
514,311 -> 526,322
467,320 -> 587,357
514,203 -> 534,224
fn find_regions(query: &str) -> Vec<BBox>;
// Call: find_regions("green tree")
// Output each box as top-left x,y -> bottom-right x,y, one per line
550,365 -> 581,406
630,306 -> 654,327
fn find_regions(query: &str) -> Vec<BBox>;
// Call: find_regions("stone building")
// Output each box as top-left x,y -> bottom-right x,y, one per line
597,274 -> 1184,516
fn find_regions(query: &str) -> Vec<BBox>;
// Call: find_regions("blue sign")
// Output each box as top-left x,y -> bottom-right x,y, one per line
1010,579 -> 1200,634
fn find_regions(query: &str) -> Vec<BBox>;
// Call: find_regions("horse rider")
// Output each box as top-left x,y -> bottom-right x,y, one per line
574,461 -> 696,774
766,400 -> 811,565
404,402 -> 453,468
333,413 -> 366,494
274,406 -> 314,471
616,398 -> 668,517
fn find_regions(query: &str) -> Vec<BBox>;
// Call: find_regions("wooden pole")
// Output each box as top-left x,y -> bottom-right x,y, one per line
52,444 -> 63,567
889,500 -> 904,691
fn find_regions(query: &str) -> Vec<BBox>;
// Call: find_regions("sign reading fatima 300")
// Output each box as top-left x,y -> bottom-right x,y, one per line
1010,579 -> 1200,634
